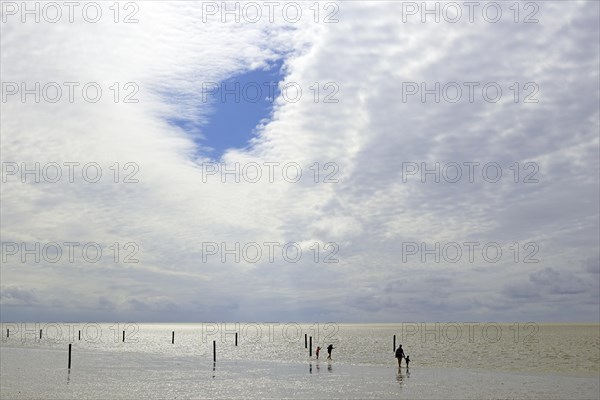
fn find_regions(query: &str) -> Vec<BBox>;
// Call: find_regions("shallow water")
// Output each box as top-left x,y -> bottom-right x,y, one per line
1,323 -> 598,399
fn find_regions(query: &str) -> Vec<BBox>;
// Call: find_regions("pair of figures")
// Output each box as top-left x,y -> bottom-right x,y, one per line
315,344 -> 335,360
395,345 -> 410,367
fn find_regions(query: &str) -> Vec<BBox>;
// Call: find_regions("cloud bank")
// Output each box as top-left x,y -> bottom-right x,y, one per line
1,1 -> 598,322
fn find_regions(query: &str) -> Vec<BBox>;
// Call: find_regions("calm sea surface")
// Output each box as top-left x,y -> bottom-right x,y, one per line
1,323 -> 598,399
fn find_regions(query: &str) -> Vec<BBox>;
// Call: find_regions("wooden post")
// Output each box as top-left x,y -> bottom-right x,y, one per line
213,340 -> 216,362
309,336 -> 312,357
40,329 -> 42,339
68,344 -> 72,369
122,330 -> 125,342
172,331 -> 175,344
305,334 -> 307,348
78,330 -> 81,341
235,332 -> 238,346
393,335 -> 396,352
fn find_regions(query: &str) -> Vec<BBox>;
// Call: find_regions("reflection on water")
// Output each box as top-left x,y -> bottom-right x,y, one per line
212,362 -> 215,379
397,368 -> 404,386
328,362 -> 332,372
310,362 -> 324,373
397,367 -> 410,386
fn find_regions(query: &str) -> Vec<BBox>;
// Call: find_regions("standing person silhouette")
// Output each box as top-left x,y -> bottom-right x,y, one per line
326,344 -> 335,360
395,345 -> 405,367
316,346 -> 321,359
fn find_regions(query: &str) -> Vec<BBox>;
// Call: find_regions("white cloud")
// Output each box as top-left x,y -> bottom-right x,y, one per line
1,1 -> 598,322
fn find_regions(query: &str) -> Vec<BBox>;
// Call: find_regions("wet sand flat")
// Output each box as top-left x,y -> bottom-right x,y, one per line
2,346 -> 598,399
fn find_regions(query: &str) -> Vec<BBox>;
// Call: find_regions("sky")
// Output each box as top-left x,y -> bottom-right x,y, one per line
169,58 -> 285,157
0,1 -> 599,323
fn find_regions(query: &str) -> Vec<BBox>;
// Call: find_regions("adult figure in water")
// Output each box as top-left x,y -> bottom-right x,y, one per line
327,344 -> 335,360
395,344 -> 405,367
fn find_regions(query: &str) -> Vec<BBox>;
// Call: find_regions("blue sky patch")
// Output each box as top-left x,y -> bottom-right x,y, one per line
170,60 -> 284,159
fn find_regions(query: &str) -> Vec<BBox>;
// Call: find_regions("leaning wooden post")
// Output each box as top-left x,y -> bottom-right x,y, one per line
393,335 -> 396,352
68,344 -> 72,369
6,329 -> 9,338
305,334 -> 307,348
235,332 -> 238,346
309,336 -> 312,357
172,331 -> 175,344
122,330 -> 125,342
213,340 -> 216,362
39,329 -> 42,339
